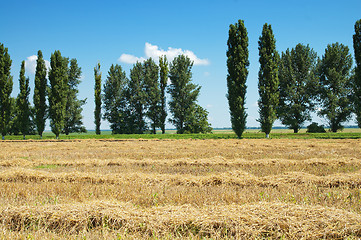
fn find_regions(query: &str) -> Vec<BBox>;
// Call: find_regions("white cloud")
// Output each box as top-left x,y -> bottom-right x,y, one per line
25,55 -> 50,75
118,54 -> 146,64
118,43 -> 210,66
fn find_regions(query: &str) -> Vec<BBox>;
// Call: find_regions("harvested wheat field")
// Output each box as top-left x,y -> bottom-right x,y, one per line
1,138 -> 361,239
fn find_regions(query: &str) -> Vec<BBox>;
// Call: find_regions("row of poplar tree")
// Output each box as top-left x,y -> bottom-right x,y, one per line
0,45 -> 212,139
227,19 -> 361,138
0,49 -> 86,140
94,55 -> 212,136
0,49 -> 86,139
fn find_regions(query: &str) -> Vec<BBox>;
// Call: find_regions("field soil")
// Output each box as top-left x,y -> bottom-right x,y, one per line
1,139 -> 361,239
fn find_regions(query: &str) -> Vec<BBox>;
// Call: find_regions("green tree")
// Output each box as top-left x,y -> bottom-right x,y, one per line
63,59 -> 86,135
48,50 -> 68,139
278,44 -> 318,133
159,55 -> 168,134
226,19 -> 249,138
317,43 -> 353,132
258,23 -> 279,138
103,64 -> 131,134
0,43 -> 13,140
129,62 -> 147,133
33,50 -> 48,138
184,105 -> 212,133
168,55 -> 211,134
16,61 -> 31,139
353,19 -> 361,127
144,58 -> 161,134
8,97 -> 20,135
94,62 -> 102,135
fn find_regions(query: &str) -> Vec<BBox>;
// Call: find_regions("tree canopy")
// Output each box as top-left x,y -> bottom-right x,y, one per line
226,19 -> 249,138
278,44 -> 318,133
257,23 -> 279,138
48,50 -> 69,139
317,43 -> 353,132
0,43 -> 13,140
33,50 -> 47,138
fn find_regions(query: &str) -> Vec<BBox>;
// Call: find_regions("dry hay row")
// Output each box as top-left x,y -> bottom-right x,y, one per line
1,168 -> 361,188
1,157 -> 360,168
0,201 -> 360,239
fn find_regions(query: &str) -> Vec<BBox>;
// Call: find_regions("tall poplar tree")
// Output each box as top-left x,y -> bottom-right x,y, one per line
144,58 -> 161,134
0,43 -> 13,140
278,44 -> 318,133
353,19 -> 361,127
226,19 -> 249,138
317,43 -> 353,132
159,55 -> 168,134
48,50 -> 68,139
33,50 -> 47,138
17,61 -> 31,139
258,23 -> 279,138
94,63 -> 102,135
129,62 -> 147,133
63,58 -> 86,135
103,64 -> 130,134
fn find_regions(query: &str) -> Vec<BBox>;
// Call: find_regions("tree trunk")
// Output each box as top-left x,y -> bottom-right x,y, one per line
56,135 -> 59,140
23,134 -> 26,140
162,127 -> 165,134
2,135 -> 4,140
153,125 -> 156,134
293,128 -> 299,133
40,134 -> 43,139
266,133 -> 270,138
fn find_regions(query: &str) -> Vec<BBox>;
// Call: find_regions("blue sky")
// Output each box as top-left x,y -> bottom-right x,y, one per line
1,0 -> 361,130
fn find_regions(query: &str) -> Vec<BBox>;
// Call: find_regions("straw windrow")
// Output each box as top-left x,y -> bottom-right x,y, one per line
1,139 -> 361,239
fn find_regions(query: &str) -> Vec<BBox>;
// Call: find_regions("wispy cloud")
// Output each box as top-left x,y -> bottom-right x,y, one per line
118,43 -> 210,66
25,55 -> 50,75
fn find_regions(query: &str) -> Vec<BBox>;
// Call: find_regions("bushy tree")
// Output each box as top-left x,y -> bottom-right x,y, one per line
144,58 -> 161,134
318,43 -> 352,132
159,55 -> 168,134
317,43 -> 353,132
168,55 -> 211,134
278,44 -> 318,133
33,50 -> 48,138
16,61 -> 31,139
258,23 -> 279,138
94,63 -> 102,135
63,58 -> 86,135
306,122 -> 326,133
103,64 -> 131,134
48,50 -> 68,139
184,105 -> 212,133
0,43 -> 13,140
226,19 -> 249,138
353,19 -> 361,127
